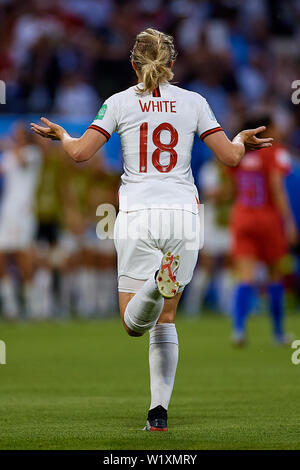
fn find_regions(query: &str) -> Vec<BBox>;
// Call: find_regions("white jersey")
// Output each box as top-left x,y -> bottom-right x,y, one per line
89,82 -> 222,214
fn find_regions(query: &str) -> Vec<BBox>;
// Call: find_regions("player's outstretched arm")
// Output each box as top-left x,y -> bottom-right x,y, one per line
204,126 -> 273,167
30,117 -> 107,162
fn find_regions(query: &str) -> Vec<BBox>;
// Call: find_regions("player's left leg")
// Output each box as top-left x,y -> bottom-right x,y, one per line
231,256 -> 257,345
267,261 -> 288,344
144,292 -> 182,431
262,213 -> 290,345
119,289 -> 182,430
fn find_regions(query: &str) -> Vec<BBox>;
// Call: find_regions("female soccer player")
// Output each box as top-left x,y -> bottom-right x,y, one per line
31,28 -> 272,431
228,114 -> 298,346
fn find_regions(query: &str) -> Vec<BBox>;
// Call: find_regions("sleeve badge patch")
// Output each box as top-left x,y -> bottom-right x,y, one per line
95,104 -> 107,120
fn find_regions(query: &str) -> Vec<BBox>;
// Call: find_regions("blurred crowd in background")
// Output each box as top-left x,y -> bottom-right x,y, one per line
0,0 -> 300,320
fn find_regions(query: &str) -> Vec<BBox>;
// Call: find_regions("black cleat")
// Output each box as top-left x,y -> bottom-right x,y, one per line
143,405 -> 168,432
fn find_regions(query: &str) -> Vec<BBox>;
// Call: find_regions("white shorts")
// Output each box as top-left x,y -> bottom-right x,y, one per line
114,209 -> 200,293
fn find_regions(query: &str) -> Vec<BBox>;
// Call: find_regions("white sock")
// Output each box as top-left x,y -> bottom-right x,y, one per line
124,276 -> 164,333
149,323 -> 178,410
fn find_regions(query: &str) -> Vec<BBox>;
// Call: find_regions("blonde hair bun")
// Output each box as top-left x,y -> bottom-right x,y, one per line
131,28 -> 177,95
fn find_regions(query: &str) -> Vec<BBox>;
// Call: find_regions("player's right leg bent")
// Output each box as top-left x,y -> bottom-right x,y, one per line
118,252 -> 180,337
114,210 -> 163,336
114,209 -> 199,336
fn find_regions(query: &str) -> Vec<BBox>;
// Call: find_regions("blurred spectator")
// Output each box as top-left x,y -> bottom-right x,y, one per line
54,72 -> 99,118
0,0 -> 299,127
0,123 -> 41,319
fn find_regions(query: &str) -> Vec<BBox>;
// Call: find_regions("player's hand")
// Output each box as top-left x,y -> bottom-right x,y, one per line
30,117 -> 64,141
240,126 -> 273,151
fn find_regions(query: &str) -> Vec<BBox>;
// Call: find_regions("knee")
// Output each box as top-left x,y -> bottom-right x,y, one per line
127,329 -> 144,337
123,322 -> 144,337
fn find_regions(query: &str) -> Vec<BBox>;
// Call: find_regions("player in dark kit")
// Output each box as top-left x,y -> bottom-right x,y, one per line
228,115 -> 298,345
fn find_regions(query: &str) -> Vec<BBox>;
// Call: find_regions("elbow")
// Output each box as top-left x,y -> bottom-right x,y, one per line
228,155 -> 240,167
72,150 -> 91,163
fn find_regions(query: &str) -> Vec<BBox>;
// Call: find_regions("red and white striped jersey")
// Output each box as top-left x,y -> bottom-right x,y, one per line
89,82 -> 222,213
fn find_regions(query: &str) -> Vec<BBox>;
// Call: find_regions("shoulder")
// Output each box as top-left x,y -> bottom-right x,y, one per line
170,85 -> 214,120
167,84 -> 207,102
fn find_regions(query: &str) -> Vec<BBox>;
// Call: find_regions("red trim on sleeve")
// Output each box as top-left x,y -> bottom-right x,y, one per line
200,126 -> 223,141
88,125 -> 110,141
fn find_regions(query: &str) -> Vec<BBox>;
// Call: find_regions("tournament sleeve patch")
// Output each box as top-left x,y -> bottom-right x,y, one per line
95,104 -> 107,120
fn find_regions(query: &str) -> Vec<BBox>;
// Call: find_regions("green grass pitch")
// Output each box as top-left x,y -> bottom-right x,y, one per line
0,311 -> 300,450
